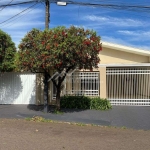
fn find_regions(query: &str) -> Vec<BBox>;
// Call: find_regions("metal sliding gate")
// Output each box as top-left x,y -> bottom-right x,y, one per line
106,67 -> 150,106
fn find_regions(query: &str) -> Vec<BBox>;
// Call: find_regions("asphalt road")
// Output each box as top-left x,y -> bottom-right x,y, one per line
0,105 -> 150,130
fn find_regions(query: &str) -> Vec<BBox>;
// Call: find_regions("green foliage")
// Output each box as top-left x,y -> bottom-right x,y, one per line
60,96 -> 112,110
0,30 -> 16,71
25,116 -> 53,123
16,26 -> 102,72
25,116 -> 99,127
90,97 -> 112,110
60,95 -> 91,109
53,110 -> 64,115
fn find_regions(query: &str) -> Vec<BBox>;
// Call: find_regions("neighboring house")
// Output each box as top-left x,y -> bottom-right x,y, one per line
1,42 -> 150,106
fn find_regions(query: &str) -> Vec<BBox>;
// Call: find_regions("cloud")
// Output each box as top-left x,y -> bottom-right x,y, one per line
102,36 -> 150,50
118,30 -> 150,36
0,5 -> 45,48
118,30 -> 150,42
81,15 -> 146,27
3,21 -> 44,29
102,36 -> 131,46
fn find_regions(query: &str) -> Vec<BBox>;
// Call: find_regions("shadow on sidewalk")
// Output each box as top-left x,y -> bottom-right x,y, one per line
27,104 -> 88,113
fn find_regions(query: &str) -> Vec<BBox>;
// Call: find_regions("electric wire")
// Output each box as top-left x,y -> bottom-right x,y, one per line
0,0 -> 38,7
0,0 -> 14,11
0,0 -> 150,12
0,3 -> 41,28
0,2 -> 38,25
0,0 -> 150,26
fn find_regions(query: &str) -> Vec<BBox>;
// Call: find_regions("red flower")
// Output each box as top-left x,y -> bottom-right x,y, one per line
54,43 -> 58,47
46,45 -> 50,49
84,40 -> 91,45
42,64 -> 45,68
62,31 -> 65,36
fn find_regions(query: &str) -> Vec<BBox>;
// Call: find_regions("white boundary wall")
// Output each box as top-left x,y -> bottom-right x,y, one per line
0,73 -> 36,104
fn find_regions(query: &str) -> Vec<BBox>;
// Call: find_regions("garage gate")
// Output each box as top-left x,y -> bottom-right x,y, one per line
106,67 -> 150,106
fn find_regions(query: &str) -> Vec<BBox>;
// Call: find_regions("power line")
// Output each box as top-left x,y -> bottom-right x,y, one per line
0,0 -> 39,7
0,2 -> 38,25
1,0 -> 150,27
0,3 -> 41,28
65,1 -> 150,11
0,0 -> 14,12
0,0 -> 150,12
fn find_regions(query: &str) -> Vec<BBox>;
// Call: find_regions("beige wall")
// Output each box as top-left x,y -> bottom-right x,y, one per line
98,67 -> 106,98
36,71 -> 54,105
99,47 -> 149,64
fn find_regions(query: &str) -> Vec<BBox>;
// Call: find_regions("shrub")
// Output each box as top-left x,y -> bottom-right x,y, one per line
90,97 -> 112,110
60,95 -> 112,110
60,95 -> 91,109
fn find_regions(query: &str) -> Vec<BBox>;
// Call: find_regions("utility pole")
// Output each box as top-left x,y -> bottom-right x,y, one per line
45,0 -> 50,29
44,0 -> 50,113
43,1 -> 66,113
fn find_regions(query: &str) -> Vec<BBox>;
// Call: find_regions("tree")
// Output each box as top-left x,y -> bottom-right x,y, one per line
16,26 -> 102,110
0,30 -> 16,71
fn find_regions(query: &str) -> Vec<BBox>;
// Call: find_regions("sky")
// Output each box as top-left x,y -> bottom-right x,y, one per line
0,0 -> 150,50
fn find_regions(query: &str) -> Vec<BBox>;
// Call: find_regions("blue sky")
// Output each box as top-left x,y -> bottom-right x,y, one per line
0,0 -> 150,50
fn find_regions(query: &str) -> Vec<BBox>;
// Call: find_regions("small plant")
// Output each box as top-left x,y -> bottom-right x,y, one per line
90,97 -> 112,110
25,116 -> 53,123
76,122 -> 86,126
53,110 -> 64,115
121,126 -> 127,129
25,117 -> 31,121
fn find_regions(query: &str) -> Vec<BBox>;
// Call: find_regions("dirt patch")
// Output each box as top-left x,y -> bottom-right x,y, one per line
0,119 -> 150,150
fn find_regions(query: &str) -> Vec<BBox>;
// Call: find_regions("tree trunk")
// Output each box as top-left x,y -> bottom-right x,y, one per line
44,72 -> 49,113
56,86 -> 61,110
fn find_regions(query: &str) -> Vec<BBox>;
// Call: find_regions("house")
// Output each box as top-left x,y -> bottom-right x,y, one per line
36,42 -> 150,106
0,42 -> 150,106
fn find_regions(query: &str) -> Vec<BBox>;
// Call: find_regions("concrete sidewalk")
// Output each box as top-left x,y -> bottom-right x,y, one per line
0,105 -> 150,130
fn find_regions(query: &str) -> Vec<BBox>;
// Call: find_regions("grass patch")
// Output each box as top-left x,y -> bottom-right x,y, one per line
53,110 -> 64,115
25,116 -> 97,127
25,116 -> 53,123
25,116 -> 129,130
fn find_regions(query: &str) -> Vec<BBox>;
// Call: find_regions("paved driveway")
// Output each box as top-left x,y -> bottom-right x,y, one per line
0,105 -> 150,130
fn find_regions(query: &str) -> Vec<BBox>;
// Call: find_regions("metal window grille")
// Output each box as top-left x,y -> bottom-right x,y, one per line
66,71 -> 100,96
106,67 -> 150,106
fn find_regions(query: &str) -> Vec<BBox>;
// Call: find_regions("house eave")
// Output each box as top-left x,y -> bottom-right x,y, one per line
98,63 -> 150,67
102,41 -> 150,56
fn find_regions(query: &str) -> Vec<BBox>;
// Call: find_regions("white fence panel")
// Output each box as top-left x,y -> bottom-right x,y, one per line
0,73 -> 36,104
